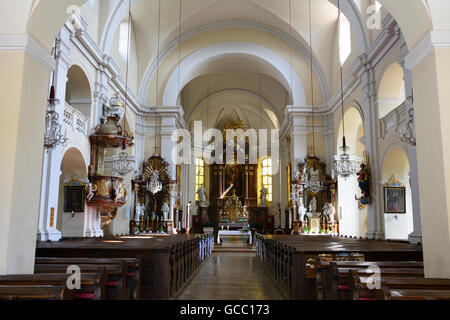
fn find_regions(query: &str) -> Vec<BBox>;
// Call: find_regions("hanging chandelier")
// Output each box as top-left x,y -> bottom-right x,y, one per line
303,0 -> 324,194
147,170 -> 163,195
112,0 -> 135,176
44,39 -> 67,150
334,0 -> 357,179
305,167 -> 323,194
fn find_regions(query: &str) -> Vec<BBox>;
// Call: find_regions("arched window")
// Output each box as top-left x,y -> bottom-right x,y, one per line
261,158 -> 273,203
195,158 -> 205,201
119,21 -> 130,62
339,14 -> 352,66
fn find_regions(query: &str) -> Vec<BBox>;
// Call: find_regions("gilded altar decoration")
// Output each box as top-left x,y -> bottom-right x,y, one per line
355,152 -> 372,209
130,155 -> 175,234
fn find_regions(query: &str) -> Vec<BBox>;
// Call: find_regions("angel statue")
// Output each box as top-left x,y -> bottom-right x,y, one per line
259,186 -> 268,207
86,183 -> 97,201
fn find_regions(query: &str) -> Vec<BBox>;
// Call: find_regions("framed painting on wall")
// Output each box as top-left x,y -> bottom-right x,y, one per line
64,178 -> 86,212
383,175 -> 406,214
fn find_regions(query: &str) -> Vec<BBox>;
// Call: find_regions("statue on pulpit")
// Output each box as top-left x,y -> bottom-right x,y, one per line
260,186 -> 268,207
161,202 -> 169,221
197,184 -> 209,207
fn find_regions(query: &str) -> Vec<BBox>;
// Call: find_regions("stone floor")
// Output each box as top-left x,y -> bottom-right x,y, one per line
176,252 -> 285,300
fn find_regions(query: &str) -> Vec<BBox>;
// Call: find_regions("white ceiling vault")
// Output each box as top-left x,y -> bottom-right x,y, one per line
86,0 -> 369,125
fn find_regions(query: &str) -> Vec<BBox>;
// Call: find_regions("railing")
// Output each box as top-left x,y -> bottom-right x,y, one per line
380,101 -> 407,139
63,102 -> 90,136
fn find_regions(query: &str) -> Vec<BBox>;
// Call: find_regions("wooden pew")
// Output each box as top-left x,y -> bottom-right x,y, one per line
36,234 -> 212,300
34,262 -> 127,300
327,264 -> 424,300
382,287 -> 450,300
315,260 -> 423,300
0,285 -> 75,300
0,271 -> 106,300
350,270 -> 450,300
254,234 -> 423,300
35,257 -> 141,300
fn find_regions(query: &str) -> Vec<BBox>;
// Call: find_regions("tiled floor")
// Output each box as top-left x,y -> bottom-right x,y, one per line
176,253 -> 285,300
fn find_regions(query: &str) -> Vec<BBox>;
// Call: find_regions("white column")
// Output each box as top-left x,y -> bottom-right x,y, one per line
400,46 -> 422,244
37,29 -> 72,241
360,63 -> 384,239
159,106 -> 185,232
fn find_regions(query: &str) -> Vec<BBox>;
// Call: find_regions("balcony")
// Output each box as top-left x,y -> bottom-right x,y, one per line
63,101 -> 90,136
380,101 -> 407,140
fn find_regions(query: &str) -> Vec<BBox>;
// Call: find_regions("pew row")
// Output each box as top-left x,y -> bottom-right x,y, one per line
0,271 -> 106,300
36,233 -> 214,300
254,234 -> 423,300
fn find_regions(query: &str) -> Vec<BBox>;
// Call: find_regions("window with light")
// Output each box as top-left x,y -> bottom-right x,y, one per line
261,158 -> 273,203
339,14 -> 352,66
195,158 -> 205,201
119,21 -> 130,62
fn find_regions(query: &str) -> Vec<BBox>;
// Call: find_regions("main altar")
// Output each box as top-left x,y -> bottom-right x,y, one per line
192,119 -> 273,234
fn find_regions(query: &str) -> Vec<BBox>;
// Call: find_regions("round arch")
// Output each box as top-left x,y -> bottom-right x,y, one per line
65,64 -> 93,121
160,42 -> 306,107
336,104 -> 365,157
377,62 -> 405,118
381,146 -> 413,240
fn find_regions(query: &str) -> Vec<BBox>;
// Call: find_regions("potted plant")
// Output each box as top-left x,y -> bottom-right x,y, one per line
202,222 -> 214,234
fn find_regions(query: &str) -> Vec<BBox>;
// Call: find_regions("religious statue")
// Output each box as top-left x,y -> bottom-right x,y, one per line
322,202 -> 335,225
171,183 -> 181,200
299,200 -> 307,223
86,183 -> 97,201
260,186 -> 268,207
102,92 -> 124,123
135,202 -> 146,222
161,202 -> 170,221
355,163 -> 371,207
308,196 -> 317,214
197,184 -> 209,207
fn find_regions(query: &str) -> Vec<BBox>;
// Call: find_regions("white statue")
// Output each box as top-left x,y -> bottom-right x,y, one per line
260,186 -> 268,207
86,183 -> 97,201
308,196 -> 317,214
171,184 -> 180,200
299,200 -> 307,223
322,203 -> 335,224
197,184 -> 209,207
161,202 -> 170,221
135,203 -> 146,222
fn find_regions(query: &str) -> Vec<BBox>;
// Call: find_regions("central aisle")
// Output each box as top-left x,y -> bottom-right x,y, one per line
176,252 -> 284,300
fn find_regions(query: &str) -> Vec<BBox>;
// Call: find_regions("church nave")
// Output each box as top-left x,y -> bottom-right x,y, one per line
176,252 -> 284,300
